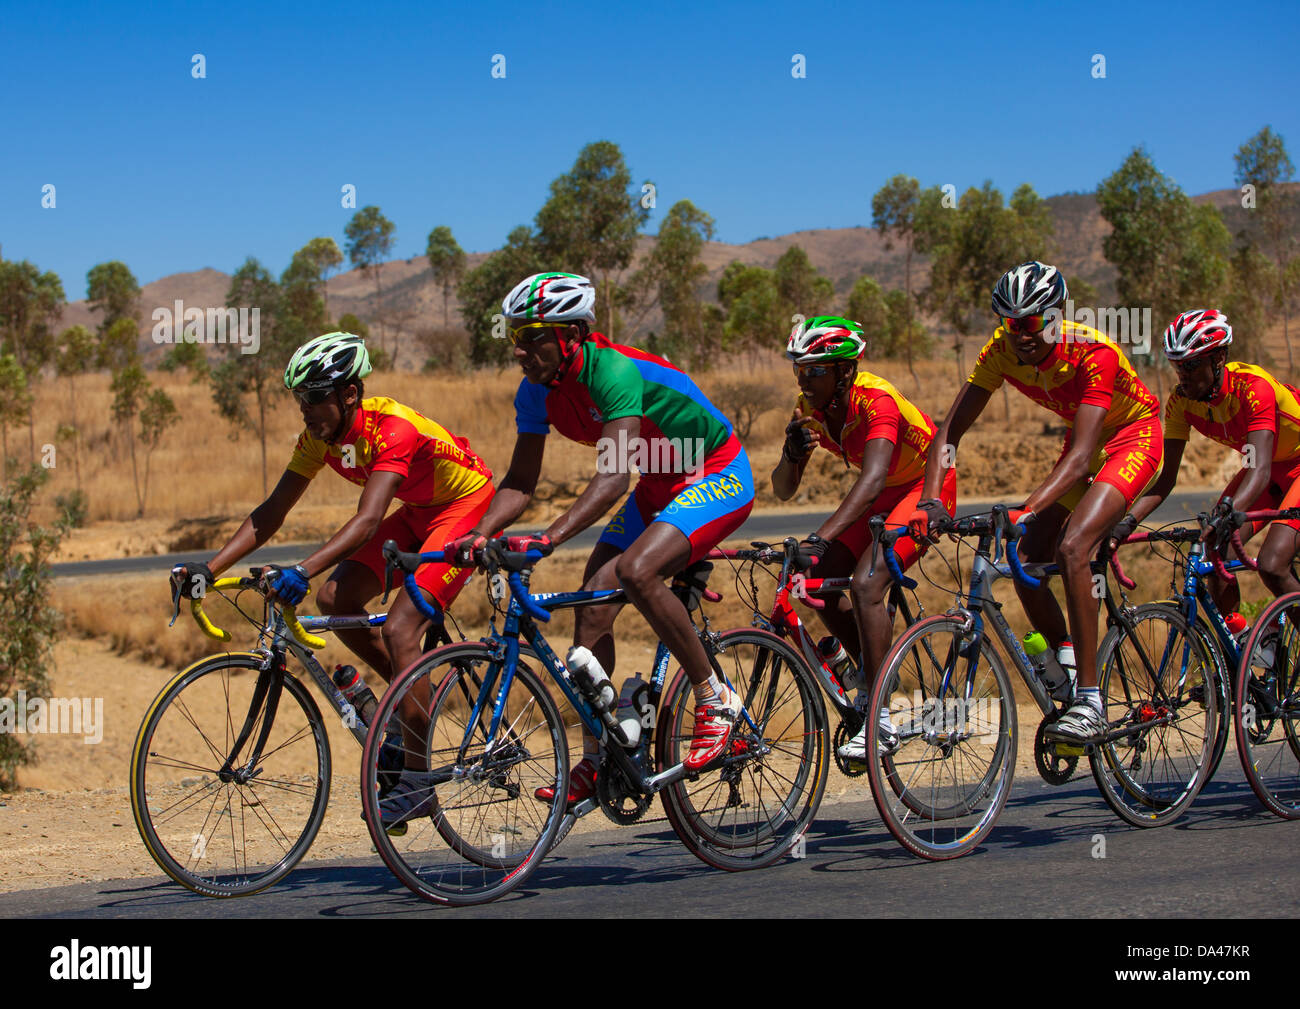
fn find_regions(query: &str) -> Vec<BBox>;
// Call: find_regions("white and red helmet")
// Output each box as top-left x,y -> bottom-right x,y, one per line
1163,309 -> 1233,362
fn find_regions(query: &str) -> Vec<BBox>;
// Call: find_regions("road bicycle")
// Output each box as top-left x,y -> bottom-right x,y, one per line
863,506 -> 1219,860
131,571 -> 452,897
358,539 -> 828,906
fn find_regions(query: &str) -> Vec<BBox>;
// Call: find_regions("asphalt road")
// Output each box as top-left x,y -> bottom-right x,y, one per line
52,490 -> 1217,579
0,767 -> 1294,919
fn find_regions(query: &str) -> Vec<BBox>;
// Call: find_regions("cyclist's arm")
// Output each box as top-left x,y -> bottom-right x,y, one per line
1023,402 -> 1107,513
468,432 -> 548,536
1129,437 -> 1186,525
1224,428 -> 1276,512
543,416 -> 639,547
771,408 -> 813,500
814,438 -> 892,542
921,382 -> 991,500
208,469 -> 311,576
296,470 -> 403,578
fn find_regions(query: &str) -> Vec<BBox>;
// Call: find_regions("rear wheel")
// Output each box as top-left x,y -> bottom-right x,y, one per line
658,629 -> 827,871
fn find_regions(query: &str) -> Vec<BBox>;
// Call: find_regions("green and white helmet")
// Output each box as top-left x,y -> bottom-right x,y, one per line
786,316 -> 867,364
502,272 -> 596,323
283,332 -> 372,392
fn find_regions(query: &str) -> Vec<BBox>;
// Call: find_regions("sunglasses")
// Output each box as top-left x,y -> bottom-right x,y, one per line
793,363 -> 834,378
508,322 -> 563,347
1001,314 -> 1053,335
1172,358 -> 1207,373
293,387 -> 336,406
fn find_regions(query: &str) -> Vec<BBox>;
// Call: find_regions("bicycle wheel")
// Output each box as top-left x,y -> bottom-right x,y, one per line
1148,600 -> 1232,783
865,614 -> 1016,860
130,653 -> 331,897
361,642 -> 567,905
1236,594 -> 1300,818
658,629 -> 828,871
1092,605 -> 1216,827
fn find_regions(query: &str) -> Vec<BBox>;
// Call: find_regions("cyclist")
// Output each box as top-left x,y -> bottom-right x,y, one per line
169,332 -> 496,805
1120,309 -> 1300,608
909,261 -> 1163,743
446,271 -> 756,808
772,316 -> 956,759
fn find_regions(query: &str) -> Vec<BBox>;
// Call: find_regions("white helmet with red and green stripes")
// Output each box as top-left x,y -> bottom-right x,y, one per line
502,272 -> 596,324
786,316 -> 867,364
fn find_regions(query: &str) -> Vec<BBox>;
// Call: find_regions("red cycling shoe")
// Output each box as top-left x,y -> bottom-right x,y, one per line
684,689 -> 741,771
534,757 -> 598,806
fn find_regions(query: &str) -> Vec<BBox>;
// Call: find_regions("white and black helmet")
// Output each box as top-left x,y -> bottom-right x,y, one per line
502,272 -> 596,324
283,332 -> 372,392
991,261 -> 1068,318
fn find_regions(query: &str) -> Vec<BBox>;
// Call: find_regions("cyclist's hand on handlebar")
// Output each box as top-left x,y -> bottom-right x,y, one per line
170,561 -> 213,600
264,564 -> 311,606
782,409 -> 817,465
907,498 -> 949,540
1007,508 -> 1035,529
506,532 -> 553,556
794,534 -> 825,570
1107,513 -> 1138,553
445,530 -> 488,565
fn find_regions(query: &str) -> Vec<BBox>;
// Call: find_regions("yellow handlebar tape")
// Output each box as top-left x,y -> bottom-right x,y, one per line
189,576 -> 327,649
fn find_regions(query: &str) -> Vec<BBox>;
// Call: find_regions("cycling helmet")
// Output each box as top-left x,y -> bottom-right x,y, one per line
502,272 -> 596,324
786,316 -> 867,364
1163,309 -> 1233,362
283,332 -> 372,392
991,261 -> 1068,318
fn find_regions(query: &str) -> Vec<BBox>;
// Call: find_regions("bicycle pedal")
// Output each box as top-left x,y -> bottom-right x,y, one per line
385,822 -> 408,837
1054,743 -> 1085,757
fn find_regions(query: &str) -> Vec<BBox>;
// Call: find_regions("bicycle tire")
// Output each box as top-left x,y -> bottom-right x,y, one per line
1235,593 -> 1300,818
361,641 -> 567,905
130,653 -> 331,898
1147,600 -> 1232,782
1092,605 -> 1216,827
657,629 -> 828,871
865,613 -> 1017,860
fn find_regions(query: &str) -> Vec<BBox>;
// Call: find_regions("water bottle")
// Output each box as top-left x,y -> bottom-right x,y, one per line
817,636 -> 859,691
616,675 -> 649,748
333,664 -> 377,727
1023,633 -> 1071,700
566,647 -> 617,713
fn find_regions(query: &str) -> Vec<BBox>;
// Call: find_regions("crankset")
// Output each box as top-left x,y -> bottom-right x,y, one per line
833,720 -> 868,777
596,757 -> 654,825
1034,711 -> 1081,785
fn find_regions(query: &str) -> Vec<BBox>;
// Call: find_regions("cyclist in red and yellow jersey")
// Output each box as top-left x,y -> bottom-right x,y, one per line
911,262 -> 1163,743
772,316 -> 956,759
1122,309 -> 1300,606
169,333 -> 495,804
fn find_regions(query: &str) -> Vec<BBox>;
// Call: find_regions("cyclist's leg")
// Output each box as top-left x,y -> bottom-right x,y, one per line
805,540 -> 858,655
380,484 -> 496,771
316,560 -> 385,670
1254,459 -> 1300,599
1013,501 -> 1070,645
1206,467 -> 1255,613
618,444 -> 755,767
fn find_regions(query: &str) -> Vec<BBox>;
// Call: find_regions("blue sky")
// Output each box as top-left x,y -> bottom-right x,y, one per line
2,0 -> 1297,296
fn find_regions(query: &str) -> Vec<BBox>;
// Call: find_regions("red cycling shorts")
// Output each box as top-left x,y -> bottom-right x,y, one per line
1220,455 -> 1300,533
1057,419 -> 1163,512
347,482 -> 496,608
835,467 -> 958,571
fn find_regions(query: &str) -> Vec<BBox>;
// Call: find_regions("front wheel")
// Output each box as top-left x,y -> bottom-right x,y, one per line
130,653 -> 331,897
865,613 -> 1017,860
1235,593 -> 1300,818
1092,605 -> 1217,827
658,629 -> 828,871
360,642 -> 568,905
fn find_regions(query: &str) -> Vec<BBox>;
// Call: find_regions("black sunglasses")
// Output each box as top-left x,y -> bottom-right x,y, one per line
294,387 -> 336,406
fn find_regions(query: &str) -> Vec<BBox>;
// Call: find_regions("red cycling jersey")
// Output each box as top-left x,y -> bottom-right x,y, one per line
1165,362 -> 1300,463
967,322 -> 1159,434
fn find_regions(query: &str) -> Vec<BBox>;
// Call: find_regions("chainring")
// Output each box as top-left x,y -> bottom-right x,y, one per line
833,720 -> 868,777
1034,710 -> 1080,786
596,757 -> 653,825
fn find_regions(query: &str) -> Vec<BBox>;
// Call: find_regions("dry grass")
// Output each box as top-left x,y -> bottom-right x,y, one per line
32,351 -> 1239,561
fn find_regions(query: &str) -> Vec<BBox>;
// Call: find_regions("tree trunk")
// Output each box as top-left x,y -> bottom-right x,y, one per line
443,280 -> 450,330
905,241 -> 919,392
128,424 -> 143,516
